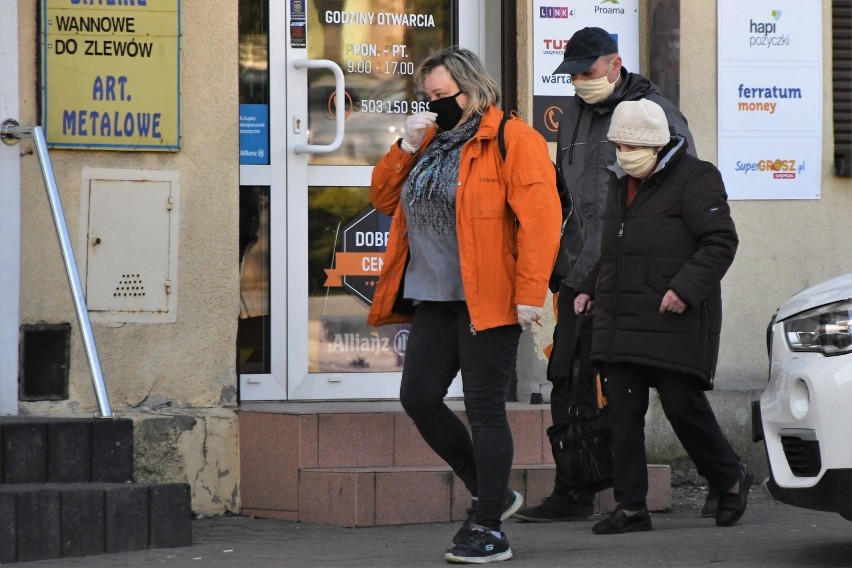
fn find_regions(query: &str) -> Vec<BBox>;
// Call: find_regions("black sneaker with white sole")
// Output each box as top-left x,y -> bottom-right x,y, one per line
445,524 -> 512,564
453,490 -> 522,545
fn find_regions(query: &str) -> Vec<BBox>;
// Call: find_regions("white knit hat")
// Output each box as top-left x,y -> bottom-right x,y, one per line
607,99 -> 671,147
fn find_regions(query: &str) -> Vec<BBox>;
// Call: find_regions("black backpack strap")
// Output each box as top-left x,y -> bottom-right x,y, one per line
498,112 -> 511,161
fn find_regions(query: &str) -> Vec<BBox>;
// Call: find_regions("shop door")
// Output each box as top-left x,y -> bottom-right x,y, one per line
0,0 -> 20,413
239,0 -> 492,400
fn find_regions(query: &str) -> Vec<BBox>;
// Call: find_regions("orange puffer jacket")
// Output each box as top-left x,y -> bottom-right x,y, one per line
367,106 -> 562,332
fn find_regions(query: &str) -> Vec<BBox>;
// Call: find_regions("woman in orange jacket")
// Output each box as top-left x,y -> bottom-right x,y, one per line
368,47 -> 561,564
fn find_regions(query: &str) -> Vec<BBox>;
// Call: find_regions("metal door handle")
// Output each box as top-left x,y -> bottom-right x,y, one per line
293,59 -> 346,154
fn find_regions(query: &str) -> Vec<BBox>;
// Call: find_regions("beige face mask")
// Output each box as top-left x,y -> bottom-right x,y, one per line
572,59 -> 616,104
616,147 -> 658,178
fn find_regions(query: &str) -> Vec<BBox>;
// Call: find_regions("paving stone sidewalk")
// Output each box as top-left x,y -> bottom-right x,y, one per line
15,483 -> 852,567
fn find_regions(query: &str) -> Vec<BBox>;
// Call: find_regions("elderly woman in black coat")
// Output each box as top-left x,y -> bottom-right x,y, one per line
574,99 -> 751,535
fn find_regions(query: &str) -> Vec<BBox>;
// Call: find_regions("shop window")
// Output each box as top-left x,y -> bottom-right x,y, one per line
238,186 -> 270,375
239,0 -> 269,105
238,0 -> 271,375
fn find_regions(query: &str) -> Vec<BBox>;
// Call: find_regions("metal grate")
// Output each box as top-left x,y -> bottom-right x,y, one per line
19,323 -> 71,401
834,0 -> 852,176
780,434 -> 822,477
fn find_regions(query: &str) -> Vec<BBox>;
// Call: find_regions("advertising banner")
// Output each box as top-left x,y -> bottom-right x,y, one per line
41,0 -> 180,151
532,0 -> 639,141
717,1 -> 822,200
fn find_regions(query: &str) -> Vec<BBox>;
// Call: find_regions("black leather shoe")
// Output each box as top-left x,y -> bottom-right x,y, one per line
592,505 -> 652,534
716,465 -> 753,527
515,493 -> 593,522
701,488 -> 720,518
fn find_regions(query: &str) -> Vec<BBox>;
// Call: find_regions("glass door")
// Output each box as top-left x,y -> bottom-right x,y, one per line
240,0 -> 490,401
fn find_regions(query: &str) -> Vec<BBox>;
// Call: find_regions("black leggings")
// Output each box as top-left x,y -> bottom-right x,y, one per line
400,301 -> 520,531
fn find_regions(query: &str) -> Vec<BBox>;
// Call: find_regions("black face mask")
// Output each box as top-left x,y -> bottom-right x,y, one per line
428,92 -> 463,131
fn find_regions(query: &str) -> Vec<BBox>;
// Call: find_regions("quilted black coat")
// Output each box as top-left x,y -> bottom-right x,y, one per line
578,137 -> 738,388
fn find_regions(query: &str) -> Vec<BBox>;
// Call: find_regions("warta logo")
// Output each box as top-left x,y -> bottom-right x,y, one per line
540,6 -> 574,19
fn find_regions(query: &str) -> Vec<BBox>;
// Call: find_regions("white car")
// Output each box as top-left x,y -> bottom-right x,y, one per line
756,272 -> 852,520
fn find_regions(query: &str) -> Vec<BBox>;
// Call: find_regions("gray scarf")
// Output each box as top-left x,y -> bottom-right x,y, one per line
407,114 -> 481,204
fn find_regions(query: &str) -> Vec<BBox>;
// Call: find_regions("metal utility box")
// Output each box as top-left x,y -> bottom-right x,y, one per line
80,169 -> 180,323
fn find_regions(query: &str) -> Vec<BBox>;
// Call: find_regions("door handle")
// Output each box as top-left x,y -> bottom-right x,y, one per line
293,59 -> 346,154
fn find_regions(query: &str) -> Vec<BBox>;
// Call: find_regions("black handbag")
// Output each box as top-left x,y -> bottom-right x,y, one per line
547,312 -> 614,494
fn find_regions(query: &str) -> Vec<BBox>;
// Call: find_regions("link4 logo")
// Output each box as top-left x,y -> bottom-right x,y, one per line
539,6 -> 574,18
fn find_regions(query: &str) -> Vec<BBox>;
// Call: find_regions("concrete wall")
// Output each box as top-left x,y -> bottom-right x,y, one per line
16,1 -> 241,514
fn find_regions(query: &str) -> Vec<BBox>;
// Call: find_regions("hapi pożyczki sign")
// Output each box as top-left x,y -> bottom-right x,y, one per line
41,0 -> 181,150
324,208 -> 392,305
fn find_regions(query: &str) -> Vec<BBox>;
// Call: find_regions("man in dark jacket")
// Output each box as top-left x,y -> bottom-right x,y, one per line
574,99 -> 751,534
516,26 -> 703,523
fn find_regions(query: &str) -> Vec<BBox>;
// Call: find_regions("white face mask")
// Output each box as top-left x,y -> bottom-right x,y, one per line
616,147 -> 658,178
572,59 -> 616,104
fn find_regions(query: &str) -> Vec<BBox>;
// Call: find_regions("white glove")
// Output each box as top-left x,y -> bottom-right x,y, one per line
401,111 -> 437,153
517,304 -> 543,327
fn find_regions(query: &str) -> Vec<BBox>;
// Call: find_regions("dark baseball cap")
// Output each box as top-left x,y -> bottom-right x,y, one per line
552,27 -> 618,75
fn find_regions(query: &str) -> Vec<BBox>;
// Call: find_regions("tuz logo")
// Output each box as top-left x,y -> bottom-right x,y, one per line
543,39 -> 570,54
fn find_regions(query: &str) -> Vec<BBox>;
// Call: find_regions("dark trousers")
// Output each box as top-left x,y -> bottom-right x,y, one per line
602,362 -> 742,510
400,301 -> 520,531
547,286 -> 596,505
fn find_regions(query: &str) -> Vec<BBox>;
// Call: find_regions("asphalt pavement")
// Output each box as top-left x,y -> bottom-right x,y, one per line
14,482 -> 852,567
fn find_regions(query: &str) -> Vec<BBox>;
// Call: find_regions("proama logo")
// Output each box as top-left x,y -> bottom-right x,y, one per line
596,0 -> 624,14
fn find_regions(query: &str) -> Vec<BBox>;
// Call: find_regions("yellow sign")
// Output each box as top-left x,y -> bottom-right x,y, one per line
42,0 -> 180,150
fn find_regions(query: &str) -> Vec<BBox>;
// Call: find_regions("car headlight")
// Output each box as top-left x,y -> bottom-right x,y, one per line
783,299 -> 852,356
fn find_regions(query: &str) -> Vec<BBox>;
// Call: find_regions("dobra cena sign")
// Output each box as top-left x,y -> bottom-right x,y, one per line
41,0 -> 181,150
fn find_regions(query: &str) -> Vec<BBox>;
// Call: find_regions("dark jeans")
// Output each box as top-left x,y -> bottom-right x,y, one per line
400,301 -> 520,531
602,362 -> 742,510
547,285 -> 596,505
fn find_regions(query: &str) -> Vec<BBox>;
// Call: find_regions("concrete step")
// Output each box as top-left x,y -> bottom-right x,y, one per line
238,402 -> 672,526
285,464 -> 670,527
0,482 -> 192,563
0,417 -> 192,563
0,417 -> 134,484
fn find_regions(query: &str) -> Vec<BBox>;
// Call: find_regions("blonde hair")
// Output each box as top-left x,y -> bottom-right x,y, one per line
414,46 -> 501,122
